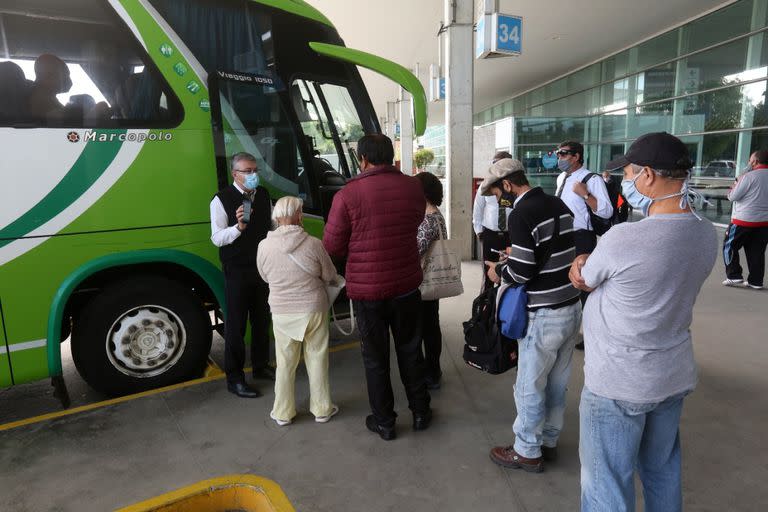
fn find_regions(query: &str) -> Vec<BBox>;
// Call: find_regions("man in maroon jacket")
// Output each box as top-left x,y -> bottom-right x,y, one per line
323,134 -> 432,440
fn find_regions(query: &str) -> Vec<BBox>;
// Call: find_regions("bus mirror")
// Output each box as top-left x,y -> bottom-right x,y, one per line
308,42 -> 427,136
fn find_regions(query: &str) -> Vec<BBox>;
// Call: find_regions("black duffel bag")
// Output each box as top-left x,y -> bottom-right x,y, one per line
462,286 -> 518,375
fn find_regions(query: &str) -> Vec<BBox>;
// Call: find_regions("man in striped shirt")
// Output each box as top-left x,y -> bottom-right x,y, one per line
479,158 -> 582,473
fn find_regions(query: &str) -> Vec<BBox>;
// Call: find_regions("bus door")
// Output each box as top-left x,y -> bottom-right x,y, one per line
207,70 -> 319,222
289,78 -> 365,219
0,297 -> 12,386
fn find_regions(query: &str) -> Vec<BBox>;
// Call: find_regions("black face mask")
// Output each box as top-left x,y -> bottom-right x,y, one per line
499,190 -> 516,207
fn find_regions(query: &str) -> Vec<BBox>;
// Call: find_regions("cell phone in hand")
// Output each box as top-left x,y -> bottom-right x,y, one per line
491,248 -> 508,259
242,198 -> 252,224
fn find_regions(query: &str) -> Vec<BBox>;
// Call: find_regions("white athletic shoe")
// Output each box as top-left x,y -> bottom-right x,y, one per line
270,412 -> 292,426
746,283 -> 764,290
722,278 -> 744,286
315,405 -> 340,423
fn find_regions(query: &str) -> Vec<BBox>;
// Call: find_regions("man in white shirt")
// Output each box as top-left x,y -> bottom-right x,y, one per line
473,151 -> 513,290
555,141 -> 613,351
210,152 -> 275,398
554,141 -> 613,256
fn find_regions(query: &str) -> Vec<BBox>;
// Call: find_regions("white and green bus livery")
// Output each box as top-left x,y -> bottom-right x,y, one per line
0,0 -> 427,401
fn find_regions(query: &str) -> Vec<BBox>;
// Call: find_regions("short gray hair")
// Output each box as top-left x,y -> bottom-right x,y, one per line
272,196 -> 303,222
231,152 -> 257,171
630,163 -> 689,180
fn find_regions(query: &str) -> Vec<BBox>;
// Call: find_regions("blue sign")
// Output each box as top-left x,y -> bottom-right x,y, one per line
439,78 -> 446,100
542,151 -> 558,170
495,15 -> 522,55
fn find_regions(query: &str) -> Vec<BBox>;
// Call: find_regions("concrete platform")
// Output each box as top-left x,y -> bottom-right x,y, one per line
1,247 -> 766,511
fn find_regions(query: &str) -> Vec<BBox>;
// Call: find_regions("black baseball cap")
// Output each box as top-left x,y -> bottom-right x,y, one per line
605,132 -> 694,172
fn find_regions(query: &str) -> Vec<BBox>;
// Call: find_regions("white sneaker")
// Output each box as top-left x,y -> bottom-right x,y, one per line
746,283 -> 764,290
315,405 -> 339,423
270,412 -> 292,426
723,278 -> 744,286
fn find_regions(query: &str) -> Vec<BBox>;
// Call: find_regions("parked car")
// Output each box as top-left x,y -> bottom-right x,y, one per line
699,160 -> 736,178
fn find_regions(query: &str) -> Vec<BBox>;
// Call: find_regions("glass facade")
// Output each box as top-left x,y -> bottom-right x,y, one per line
473,0 -> 768,224
421,124 -> 447,176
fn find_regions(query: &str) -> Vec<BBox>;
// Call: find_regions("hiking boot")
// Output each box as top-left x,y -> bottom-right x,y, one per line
489,446 -> 544,473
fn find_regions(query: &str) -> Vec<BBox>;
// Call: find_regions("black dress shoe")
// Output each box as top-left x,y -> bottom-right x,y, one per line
366,415 -> 396,441
253,366 -> 276,381
413,409 -> 433,431
227,381 -> 262,398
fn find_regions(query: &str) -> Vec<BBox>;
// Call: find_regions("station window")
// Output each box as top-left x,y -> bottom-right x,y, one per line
0,1 -> 181,128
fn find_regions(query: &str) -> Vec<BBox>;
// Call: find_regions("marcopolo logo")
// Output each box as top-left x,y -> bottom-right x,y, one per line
66,131 -> 174,143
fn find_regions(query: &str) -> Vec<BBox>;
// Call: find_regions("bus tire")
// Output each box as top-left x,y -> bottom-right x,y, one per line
71,276 -> 212,396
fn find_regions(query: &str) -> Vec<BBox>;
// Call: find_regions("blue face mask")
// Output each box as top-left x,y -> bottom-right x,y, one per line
621,172 -> 653,216
557,159 -> 571,172
621,169 -> 698,217
244,172 -> 260,190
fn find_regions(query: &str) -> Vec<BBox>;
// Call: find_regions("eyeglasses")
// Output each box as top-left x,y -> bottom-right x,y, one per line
235,168 -> 258,175
556,149 -> 575,157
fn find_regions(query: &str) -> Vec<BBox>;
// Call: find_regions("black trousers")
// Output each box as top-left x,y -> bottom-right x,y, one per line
353,291 -> 431,427
481,229 -> 509,291
724,224 -> 768,287
421,300 -> 442,381
223,264 -> 271,383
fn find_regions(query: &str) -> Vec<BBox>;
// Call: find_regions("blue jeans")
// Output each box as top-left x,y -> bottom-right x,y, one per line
512,302 -> 581,458
580,387 -> 688,512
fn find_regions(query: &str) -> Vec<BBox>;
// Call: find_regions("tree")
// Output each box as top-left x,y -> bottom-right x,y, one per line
414,148 -> 435,171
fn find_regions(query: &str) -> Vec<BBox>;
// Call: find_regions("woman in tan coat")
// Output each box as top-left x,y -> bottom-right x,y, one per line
257,196 -> 339,425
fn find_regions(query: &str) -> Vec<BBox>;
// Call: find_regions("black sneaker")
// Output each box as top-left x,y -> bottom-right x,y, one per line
413,409 -> 433,431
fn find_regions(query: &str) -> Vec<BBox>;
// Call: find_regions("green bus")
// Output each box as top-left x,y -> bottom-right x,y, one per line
0,0 -> 426,401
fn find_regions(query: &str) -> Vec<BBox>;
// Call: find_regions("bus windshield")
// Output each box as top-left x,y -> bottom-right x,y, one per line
149,0 -> 374,210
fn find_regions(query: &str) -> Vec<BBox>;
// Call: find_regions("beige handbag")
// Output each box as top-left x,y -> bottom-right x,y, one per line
419,230 -> 464,301
288,253 -> 355,336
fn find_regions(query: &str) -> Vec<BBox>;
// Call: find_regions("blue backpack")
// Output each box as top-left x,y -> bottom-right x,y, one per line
497,215 -> 561,339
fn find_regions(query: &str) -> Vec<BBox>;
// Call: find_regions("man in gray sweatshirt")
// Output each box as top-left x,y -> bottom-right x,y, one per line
569,132 -> 717,512
723,150 -> 768,289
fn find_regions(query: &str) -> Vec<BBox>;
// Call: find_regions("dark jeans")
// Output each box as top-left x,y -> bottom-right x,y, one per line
481,229 -> 509,291
223,264 -> 271,384
724,224 -> 768,286
353,291 -> 431,427
421,300 -> 442,381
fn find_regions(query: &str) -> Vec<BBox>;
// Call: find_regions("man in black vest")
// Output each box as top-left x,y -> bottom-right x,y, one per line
210,152 -> 275,398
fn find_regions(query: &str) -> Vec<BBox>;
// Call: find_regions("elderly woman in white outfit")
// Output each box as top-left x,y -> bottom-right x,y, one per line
257,196 -> 339,425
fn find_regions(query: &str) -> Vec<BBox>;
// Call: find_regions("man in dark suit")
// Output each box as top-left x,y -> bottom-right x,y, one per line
210,152 -> 275,398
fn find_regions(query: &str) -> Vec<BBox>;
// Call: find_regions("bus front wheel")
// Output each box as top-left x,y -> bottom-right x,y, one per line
72,277 -> 212,396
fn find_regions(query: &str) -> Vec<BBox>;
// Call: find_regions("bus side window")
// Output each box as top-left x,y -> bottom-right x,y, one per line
0,1 -> 181,128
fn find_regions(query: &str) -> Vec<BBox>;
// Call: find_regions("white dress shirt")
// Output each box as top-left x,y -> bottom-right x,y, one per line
555,167 -> 613,231
472,194 -> 511,234
210,182 -> 273,247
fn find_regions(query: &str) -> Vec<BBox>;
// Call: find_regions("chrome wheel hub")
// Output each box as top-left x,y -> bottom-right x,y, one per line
106,306 -> 186,378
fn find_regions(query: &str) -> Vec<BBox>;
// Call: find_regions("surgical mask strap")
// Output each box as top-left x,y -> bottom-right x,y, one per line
679,170 -> 710,221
